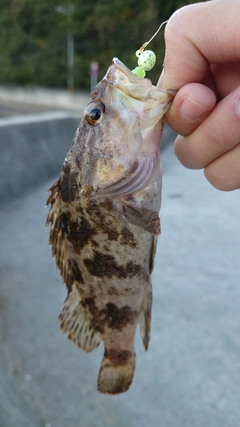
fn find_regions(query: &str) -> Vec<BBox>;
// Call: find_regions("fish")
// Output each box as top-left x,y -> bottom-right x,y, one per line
46,57 -> 175,395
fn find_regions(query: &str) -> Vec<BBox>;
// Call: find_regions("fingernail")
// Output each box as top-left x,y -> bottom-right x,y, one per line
157,70 -> 164,88
179,97 -> 210,122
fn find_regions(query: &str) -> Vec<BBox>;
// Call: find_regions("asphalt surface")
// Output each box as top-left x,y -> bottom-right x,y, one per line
1,119 -> 240,427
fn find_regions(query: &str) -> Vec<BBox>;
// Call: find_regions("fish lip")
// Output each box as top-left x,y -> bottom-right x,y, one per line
109,57 -> 177,99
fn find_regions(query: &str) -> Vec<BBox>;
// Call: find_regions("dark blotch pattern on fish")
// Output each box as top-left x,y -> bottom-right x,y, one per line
86,201 -> 119,241
60,171 -> 78,202
83,250 -> 143,279
103,303 -> 138,330
65,215 -> 96,251
104,349 -> 132,366
72,259 -> 84,284
81,297 -> 104,334
82,298 -> 138,331
104,228 -> 119,241
83,297 -> 95,308
120,228 -> 137,247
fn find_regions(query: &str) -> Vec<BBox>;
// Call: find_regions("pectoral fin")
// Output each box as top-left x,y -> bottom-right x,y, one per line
123,204 -> 160,236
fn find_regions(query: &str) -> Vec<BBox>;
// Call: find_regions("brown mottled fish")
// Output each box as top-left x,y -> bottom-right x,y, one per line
46,58 -> 175,394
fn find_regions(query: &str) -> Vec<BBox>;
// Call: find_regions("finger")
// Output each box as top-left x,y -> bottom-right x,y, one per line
158,65 -> 219,97
162,0 -> 240,89
174,87 -> 240,169
210,63 -> 240,98
204,143 -> 240,191
165,83 -> 216,136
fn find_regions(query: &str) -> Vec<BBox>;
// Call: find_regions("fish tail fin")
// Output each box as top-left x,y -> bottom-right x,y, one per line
97,350 -> 136,395
139,281 -> 152,351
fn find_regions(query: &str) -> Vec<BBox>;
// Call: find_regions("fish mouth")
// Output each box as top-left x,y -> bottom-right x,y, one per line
111,57 -> 147,84
104,57 -> 154,101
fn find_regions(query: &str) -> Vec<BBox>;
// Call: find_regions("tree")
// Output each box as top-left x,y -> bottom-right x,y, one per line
0,0 -> 204,89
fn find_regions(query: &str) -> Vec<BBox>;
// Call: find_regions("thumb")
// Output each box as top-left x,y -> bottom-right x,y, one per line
162,0 -> 240,90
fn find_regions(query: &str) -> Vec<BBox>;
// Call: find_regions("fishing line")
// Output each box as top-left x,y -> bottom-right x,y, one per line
132,20 -> 168,78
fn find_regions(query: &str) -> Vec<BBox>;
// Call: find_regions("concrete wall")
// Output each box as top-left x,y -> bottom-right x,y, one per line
0,112 -> 80,203
0,85 -> 90,111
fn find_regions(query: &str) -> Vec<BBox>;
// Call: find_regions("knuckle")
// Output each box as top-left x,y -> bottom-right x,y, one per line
165,4 -> 198,43
204,161 -> 240,192
204,167 -> 227,191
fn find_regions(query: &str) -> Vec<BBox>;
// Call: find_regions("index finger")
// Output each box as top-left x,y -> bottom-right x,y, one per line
162,0 -> 240,90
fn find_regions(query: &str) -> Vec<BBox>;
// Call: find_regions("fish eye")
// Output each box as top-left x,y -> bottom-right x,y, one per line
90,108 -> 101,121
85,102 -> 105,126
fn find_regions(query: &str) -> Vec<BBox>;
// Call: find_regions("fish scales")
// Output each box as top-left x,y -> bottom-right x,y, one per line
46,58 -> 175,394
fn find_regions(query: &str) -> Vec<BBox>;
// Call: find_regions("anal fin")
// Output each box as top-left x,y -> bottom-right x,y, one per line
149,236 -> 158,274
139,282 -> 152,351
58,284 -> 101,352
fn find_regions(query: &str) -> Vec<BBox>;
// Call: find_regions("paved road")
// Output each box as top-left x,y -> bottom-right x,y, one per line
1,128 -> 240,427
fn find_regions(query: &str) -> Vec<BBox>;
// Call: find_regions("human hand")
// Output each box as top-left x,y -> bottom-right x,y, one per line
158,0 -> 240,191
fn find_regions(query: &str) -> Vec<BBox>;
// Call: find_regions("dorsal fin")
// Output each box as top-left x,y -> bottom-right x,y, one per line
46,183 -> 101,352
46,181 -> 74,290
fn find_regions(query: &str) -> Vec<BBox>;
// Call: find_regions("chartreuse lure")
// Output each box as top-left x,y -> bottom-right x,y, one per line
132,21 -> 168,78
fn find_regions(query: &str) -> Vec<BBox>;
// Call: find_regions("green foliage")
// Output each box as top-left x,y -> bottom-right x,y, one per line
0,0 -> 203,89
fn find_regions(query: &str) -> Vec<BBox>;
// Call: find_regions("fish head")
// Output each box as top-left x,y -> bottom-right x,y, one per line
66,58 -> 175,196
